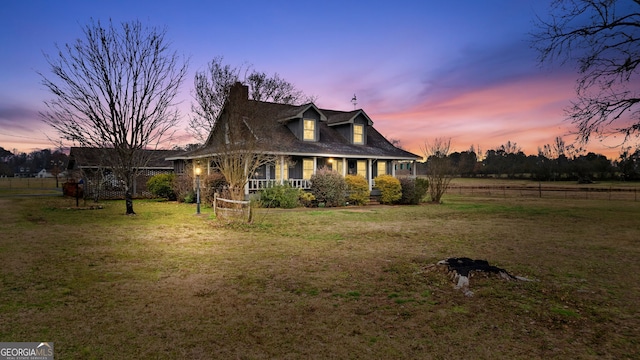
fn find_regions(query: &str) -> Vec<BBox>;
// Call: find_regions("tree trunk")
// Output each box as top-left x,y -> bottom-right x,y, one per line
125,175 -> 135,215
125,189 -> 135,215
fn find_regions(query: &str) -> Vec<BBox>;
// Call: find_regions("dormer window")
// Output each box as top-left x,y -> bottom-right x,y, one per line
303,119 -> 316,141
353,124 -> 364,144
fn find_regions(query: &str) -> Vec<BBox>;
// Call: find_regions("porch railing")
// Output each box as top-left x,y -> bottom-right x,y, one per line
248,179 -> 311,191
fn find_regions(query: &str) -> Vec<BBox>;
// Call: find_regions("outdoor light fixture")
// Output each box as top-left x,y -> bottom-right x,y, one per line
195,166 -> 201,214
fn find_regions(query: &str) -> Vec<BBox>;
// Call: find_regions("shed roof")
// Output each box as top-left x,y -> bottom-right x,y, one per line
69,147 -> 181,169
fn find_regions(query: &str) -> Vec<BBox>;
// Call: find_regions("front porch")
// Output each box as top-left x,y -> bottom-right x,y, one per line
245,155 -> 416,194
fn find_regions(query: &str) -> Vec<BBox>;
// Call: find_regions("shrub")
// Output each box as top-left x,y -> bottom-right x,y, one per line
398,177 -> 429,205
299,191 -> 316,207
374,174 -> 402,204
172,174 -> 193,203
310,167 -> 347,207
345,174 -> 369,205
259,183 -> 301,208
147,173 -> 176,200
183,190 -> 196,204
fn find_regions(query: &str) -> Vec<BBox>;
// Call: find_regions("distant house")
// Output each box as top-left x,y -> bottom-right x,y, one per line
67,147 -> 181,199
36,169 -> 53,178
15,167 -> 33,178
167,82 -> 421,196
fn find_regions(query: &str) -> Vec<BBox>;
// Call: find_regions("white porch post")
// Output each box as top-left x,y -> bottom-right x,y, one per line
280,156 -> 285,185
367,158 -> 373,191
313,156 -> 318,174
392,160 -> 396,177
342,157 -> 347,176
412,160 -> 417,177
244,160 -> 249,196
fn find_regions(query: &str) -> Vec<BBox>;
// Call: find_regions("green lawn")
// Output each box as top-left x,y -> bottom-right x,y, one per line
0,193 -> 639,359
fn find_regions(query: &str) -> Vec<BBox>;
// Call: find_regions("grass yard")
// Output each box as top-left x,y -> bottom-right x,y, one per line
0,191 -> 639,359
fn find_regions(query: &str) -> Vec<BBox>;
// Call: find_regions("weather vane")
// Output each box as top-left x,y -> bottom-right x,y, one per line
351,94 -> 357,109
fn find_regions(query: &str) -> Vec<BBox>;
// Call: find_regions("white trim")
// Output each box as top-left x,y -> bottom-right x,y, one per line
167,151 -> 419,162
367,158 -> 372,191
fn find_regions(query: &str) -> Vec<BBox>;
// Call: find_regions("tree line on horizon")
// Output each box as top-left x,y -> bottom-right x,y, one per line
0,146 -> 68,178
2,142 -> 639,181
434,143 -> 640,182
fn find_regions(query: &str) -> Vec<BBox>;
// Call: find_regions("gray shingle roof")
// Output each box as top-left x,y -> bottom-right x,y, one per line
69,147 -> 181,169
169,99 -> 420,161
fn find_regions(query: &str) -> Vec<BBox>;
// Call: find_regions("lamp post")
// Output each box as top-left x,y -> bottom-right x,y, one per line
195,167 -> 201,214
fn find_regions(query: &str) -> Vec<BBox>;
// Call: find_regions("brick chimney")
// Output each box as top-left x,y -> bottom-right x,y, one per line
229,81 -> 249,102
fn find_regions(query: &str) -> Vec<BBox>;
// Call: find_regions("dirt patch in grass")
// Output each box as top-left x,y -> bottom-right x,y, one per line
0,196 -> 639,358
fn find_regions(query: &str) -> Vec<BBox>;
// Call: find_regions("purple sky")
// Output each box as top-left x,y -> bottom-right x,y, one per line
0,0 -> 622,159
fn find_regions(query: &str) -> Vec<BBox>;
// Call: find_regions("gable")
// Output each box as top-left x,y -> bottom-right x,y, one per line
284,107 -> 323,141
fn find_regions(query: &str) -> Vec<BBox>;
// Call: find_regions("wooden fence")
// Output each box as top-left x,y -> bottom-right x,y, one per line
213,193 -> 252,222
449,184 -> 639,201
0,177 -> 57,189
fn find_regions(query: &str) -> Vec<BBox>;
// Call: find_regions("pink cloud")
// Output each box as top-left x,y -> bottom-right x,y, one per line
360,72 -> 625,157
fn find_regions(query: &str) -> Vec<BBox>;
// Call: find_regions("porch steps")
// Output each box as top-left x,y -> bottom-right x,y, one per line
368,189 -> 381,205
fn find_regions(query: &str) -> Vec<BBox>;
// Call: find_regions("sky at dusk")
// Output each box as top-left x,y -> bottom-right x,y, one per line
0,0 -> 625,159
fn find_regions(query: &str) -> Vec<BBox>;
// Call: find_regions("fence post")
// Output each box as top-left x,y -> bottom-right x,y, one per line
213,192 -> 217,217
538,182 -> 542,198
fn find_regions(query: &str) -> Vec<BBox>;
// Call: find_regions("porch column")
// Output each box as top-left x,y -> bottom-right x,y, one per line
342,157 -> 347,177
367,158 -> 373,191
412,160 -> 417,177
244,160 -> 249,196
313,157 -> 318,174
392,160 -> 396,177
280,156 -> 285,185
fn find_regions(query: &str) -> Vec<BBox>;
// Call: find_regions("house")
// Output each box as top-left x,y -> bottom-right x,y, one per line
167,83 -> 421,195
67,147 -> 181,199
36,169 -> 53,178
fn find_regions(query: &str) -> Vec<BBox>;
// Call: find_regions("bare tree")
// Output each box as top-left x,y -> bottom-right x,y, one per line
533,0 -> 640,145
188,56 -> 312,143
498,140 -> 522,155
40,19 -> 187,214
420,138 -> 454,203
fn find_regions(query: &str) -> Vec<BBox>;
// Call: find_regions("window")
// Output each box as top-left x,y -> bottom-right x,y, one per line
334,159 -> 344,175
377,161 -> 386,176
353,124 -> 364,144
357,160 -> 366,177
303,158 -> 314,180
275,161 -> 288,181
303,119 -> 315,141
175,160 -> 185,174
